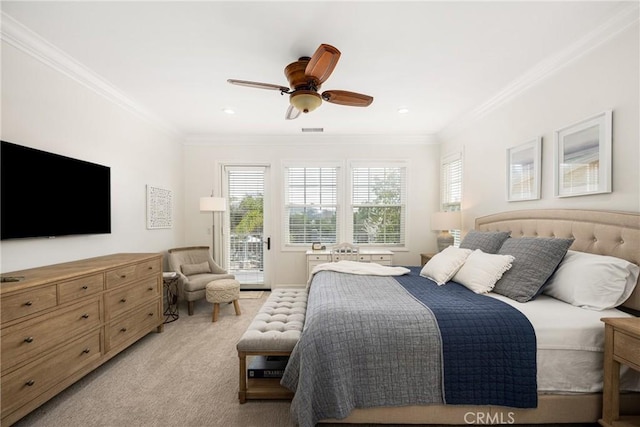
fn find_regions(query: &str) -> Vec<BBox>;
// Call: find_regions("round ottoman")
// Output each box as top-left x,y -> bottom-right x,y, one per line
205,279 -> 241,322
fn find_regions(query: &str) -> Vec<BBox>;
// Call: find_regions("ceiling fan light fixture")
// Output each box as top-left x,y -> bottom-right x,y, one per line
290,90 -> 322,113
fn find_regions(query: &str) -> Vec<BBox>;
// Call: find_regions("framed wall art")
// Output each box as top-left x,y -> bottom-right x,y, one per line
506,137 -> 541,202
554,110 -> 612,197
146,185 -> 172,229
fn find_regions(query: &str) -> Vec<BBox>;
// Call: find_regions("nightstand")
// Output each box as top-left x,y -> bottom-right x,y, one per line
420,252 -> 436,267
599,317 -> 640,427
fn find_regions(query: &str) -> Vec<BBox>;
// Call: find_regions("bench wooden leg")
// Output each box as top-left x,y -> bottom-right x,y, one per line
239,351 -> 247,403
233,299 -> 241,316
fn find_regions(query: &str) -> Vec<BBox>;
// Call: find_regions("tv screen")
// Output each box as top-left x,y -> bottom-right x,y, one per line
1,141 -> 111,240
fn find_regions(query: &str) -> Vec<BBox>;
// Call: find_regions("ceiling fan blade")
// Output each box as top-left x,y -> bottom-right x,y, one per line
227,79 -> 289,92
285,104 -> 301,120
322,90 -> 374,107
305,44 -> 341,85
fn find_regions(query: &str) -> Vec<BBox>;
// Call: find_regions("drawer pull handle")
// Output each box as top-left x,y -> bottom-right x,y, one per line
120,327 -> 127,333
82,348 -> 91,354
24,301 -> 33,306
120,274 -> 127,279
148,312 -> 154,317
148,266 -> 153,270
24,337 -> 34,343
25,380 -> 35,387
81,314 -> 90,319
82,285 -> 88,290
120,298 -> 127,303
148,287 -> 154,291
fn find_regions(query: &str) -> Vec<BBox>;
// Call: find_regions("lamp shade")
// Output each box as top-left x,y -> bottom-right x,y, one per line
430,211 -> 461,231
290,90 -> 322,113
200,196 -> 227,212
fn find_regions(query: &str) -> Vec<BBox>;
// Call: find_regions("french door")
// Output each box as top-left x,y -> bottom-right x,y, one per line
222,165 -> 270,289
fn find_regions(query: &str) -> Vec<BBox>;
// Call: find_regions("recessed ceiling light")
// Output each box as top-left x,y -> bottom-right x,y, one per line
397,107 -> 409,114
222,108 -> 235,115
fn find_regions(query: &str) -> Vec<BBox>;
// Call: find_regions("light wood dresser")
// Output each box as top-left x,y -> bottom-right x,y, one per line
0,253 -> 163,426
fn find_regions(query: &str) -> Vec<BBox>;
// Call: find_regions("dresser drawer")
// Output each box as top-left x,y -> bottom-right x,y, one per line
371,254 -> 392,265
105,277 -> 159,320
105,264 -> 137,289
308,254 -> 330,262
106,300 -> 160,351
1,286 -> 57,324
614,330 -> 640,371
356,254 -> 372,262
1,331 -> 101,417
135,259 -> 161,280
58,274 -> 104,304
1,299 -> 101,373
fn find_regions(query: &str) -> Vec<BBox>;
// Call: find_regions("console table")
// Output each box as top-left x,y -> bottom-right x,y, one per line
306,249 -> 393,278
0,253 -> 163,426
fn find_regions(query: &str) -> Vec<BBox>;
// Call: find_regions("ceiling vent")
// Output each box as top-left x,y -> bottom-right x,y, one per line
301,127 -> 324,133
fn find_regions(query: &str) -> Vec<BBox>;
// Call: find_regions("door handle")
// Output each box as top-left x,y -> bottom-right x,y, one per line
265,237 -> 271,250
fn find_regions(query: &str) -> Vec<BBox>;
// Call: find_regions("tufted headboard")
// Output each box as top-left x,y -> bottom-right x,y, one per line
475,209 -> 640,312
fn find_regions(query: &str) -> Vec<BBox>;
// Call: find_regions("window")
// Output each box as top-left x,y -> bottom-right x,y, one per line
283,166 -> 339,245
351,166 -> 406,246
440,152 -> 462,245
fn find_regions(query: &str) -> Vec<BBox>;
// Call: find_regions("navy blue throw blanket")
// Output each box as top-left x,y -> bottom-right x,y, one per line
394,267 -> 537,408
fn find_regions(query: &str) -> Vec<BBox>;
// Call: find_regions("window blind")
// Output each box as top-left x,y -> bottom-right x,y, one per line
351,166 -> 406,246
226,168 -> 265,274
440,152 -> 462,245
284,166 -> 339,245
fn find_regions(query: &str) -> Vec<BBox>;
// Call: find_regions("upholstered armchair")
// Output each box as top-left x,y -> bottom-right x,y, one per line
167,246 -> 235,315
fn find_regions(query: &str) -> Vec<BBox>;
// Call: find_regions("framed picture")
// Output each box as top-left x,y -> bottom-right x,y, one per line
506,137 -> 541,202
554,110 -> 612,197
146,185 -> 173,229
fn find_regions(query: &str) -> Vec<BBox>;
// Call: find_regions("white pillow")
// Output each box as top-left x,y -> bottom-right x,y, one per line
543,250 -> 640,310
420,246 -> 472,285
452,249 -> 515,294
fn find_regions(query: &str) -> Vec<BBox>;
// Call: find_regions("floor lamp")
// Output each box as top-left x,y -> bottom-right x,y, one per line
199,196 -> 227,262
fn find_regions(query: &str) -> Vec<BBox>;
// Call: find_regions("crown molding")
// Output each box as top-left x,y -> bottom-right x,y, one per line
439,2 -> 640,142
1,12 -> 181,137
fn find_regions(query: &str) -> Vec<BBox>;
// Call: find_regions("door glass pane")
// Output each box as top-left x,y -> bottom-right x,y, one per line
227,168 -> 264,285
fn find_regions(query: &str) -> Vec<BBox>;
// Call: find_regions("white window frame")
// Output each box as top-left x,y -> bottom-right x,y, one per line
440,152 -> 463,246
281,161 -> 342,249
281,160 -> 409,250
348,160 -> 407,248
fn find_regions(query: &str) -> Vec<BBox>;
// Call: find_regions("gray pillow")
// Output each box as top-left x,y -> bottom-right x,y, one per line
494,237 -> 574,302
181,261 -> 211,276
459,230 -> 511,254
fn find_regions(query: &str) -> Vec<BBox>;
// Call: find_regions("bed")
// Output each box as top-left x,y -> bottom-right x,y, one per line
281,209 -> 640,425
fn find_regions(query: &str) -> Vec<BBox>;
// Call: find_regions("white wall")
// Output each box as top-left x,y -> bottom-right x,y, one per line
440,23 -> 640,232
0,42 -> 185,272
183,135 -> 440,285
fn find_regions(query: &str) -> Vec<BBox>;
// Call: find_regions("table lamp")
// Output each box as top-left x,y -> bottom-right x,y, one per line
431,211 -> 461,252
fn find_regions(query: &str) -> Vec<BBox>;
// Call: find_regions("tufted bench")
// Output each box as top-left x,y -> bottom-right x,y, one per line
236,288 -> 307,403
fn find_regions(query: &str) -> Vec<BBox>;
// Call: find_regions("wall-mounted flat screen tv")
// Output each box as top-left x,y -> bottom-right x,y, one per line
1,140 -> 111,240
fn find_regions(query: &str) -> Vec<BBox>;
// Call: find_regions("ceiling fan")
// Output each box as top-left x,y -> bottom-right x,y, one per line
228,44 -> 374,120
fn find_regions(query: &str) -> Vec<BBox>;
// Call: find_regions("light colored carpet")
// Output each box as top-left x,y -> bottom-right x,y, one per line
239,291 -> 264,299
12,294 -> 295,427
